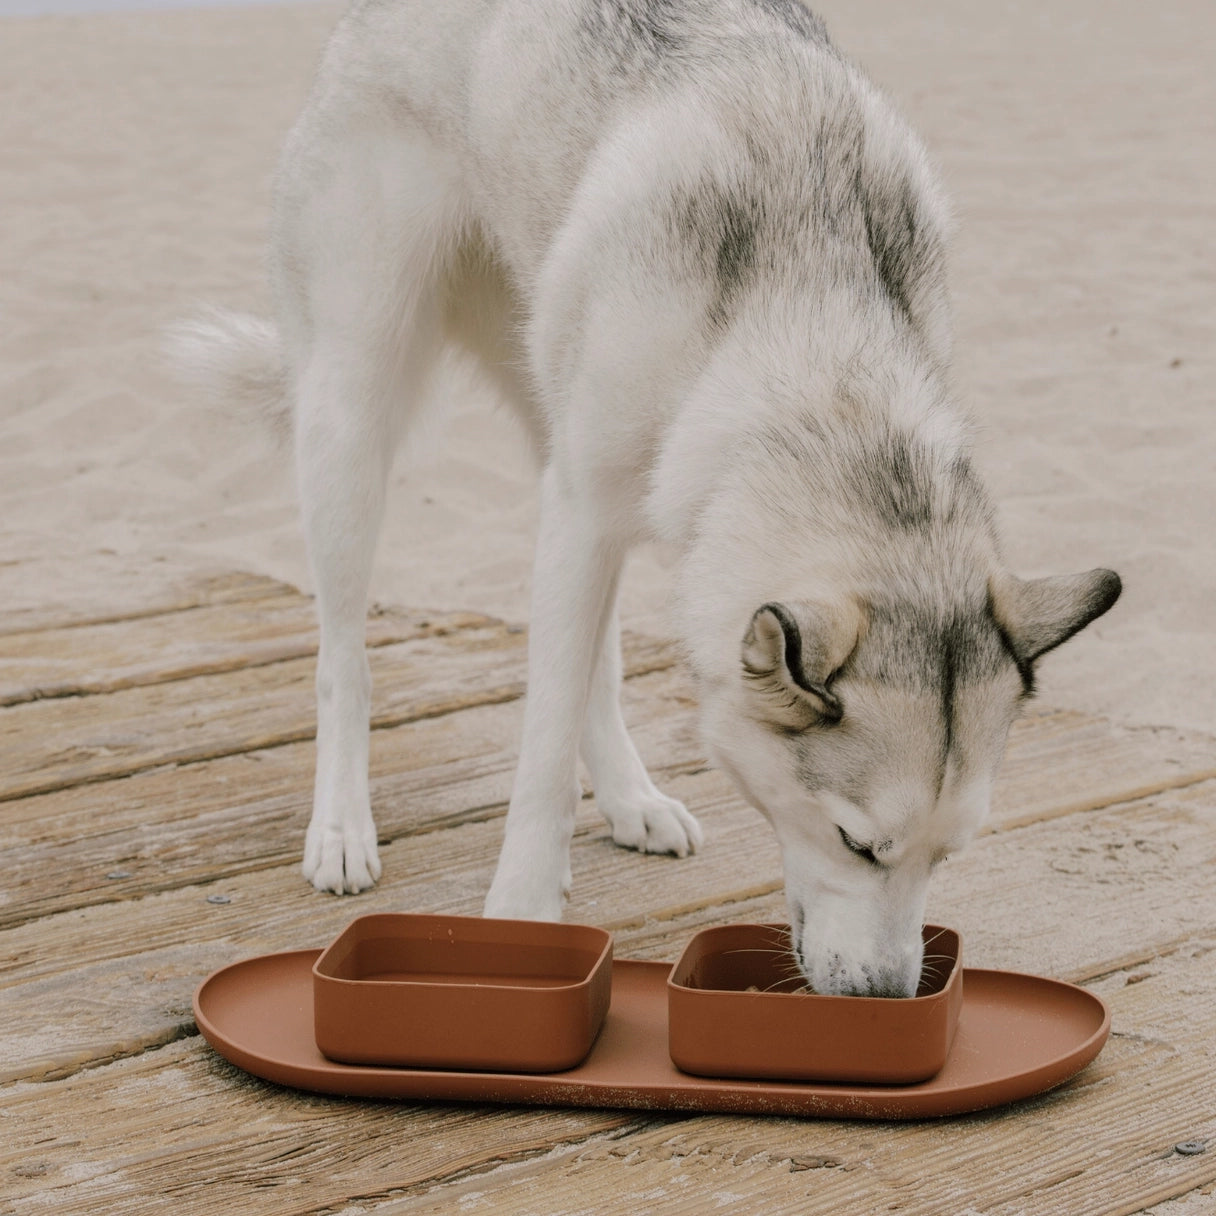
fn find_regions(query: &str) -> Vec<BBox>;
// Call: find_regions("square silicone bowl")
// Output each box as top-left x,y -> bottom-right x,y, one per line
667,923 -> 962,1084
313,913 -> 612,1072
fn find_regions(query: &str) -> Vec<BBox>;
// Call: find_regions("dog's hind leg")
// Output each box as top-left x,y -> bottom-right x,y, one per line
294,343 -> 402,895
276,129 -> 464,893
581,599 -> 704,857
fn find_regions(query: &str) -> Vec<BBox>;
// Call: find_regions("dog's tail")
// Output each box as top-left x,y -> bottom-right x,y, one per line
163,306 -> 291,444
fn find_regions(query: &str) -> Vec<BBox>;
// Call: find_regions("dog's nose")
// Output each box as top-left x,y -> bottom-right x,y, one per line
817,970 -> 915,998
801,949 -> 919,998
857,966 -> 916,999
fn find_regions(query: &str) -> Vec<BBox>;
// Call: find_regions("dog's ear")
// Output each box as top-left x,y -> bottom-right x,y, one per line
741,600 -> 861,729
990,569 -> 1121,665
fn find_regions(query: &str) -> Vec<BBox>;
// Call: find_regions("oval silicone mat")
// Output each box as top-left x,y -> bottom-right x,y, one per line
194,952 -> 1109,1119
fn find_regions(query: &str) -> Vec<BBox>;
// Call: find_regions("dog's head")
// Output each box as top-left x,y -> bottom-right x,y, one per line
700,568 -> 1120,997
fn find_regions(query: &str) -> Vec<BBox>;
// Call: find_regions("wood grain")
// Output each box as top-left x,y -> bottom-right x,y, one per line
2,557 -> 1214,1216
0,594 -> 492,706
0,615 -> 678,802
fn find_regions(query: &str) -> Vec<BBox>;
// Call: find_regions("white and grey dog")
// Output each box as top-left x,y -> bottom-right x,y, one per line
175,0 -> 1120,996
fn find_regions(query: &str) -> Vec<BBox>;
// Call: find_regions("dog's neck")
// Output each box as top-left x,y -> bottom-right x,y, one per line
650,316 -> 998,688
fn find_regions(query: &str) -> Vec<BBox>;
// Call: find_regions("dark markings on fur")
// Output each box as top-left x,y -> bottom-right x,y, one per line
646,48 -> 945,339
581,0 -> 684,67
859,182 -> 922,323
748,0 -> 830,42
992,616 -> 1037,697
748,414 -> 994,545
805,112 -> 866,241
799,601 -> 1011,805
939,621 -> 957,764
662,99 -> 946,336
580,1 -> 943,341
714,196 -> 759,323
804,109 -> 943,334
853,427 -> 975,534
1070,569 -> 1122,648
875,430 -> 935,529
859,965 -> 908,999
934,609 -> 1011,781
1031,569 -> 1122,662
761,602 -> 812,687
990,571 -> 1119,688
854,601 -> 1018,780
671,183 -> 765,328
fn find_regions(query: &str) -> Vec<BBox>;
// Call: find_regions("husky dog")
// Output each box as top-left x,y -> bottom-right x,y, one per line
174,0 -> 1120,996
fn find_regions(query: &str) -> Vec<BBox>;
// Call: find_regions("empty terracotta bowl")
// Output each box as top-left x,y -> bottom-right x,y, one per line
313,913 -> 612,1072
667,923 -> 963,1084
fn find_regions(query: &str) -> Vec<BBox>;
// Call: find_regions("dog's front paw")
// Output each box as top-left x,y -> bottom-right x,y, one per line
600,788 -> 704,858
303,818 -> 382,895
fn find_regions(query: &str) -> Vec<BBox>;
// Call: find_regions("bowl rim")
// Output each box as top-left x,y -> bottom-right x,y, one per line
312,911 -> 615,994
666,922 -> 962,1005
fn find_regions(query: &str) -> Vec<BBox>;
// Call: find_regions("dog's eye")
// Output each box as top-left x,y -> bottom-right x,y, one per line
837,826 -> 879,866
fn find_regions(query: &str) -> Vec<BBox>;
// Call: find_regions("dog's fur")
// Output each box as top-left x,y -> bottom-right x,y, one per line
172,0 -> 1120,996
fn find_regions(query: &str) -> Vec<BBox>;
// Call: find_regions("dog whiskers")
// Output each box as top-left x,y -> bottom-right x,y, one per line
918,951 -> 955,991
720,943 -> 811,994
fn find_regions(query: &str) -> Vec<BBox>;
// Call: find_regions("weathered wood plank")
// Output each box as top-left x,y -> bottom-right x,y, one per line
0,597 -> 491,706
4,760 -> 1212,999
922,779 -> 1216,981
990,709 -> 1216,829
0,665 -> 704,929
3,645 -> 1209,930
2,943 -> 1211,1216
0,620 -> 519,801
0,623 -> 679,802
1141,1191 -> 1216,1216
0,555 -> 294,636
0,627 -> 695,837
3,776 -> 1213,1087
0,1042 -> 641,1215
359,947 -> 1216,1216
2,562 -> 1213,1216
2,773 -> 756,1018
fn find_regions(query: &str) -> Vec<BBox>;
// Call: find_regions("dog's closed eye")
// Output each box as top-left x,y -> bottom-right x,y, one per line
837,826 -> 881,867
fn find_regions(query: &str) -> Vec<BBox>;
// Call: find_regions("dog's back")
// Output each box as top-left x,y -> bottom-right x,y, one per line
297,0 -> 951,366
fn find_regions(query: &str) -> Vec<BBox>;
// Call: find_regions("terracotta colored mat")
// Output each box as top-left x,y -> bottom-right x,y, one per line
195,951 -> 1109,1120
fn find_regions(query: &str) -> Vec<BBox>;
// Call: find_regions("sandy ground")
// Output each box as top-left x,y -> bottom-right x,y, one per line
1,0 -> 1212,737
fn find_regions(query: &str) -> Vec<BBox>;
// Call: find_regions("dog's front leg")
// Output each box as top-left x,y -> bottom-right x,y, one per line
484,468 -> 622,920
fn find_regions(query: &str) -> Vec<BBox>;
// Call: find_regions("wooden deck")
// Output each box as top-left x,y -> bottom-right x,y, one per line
2,554 -> 1214,1215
